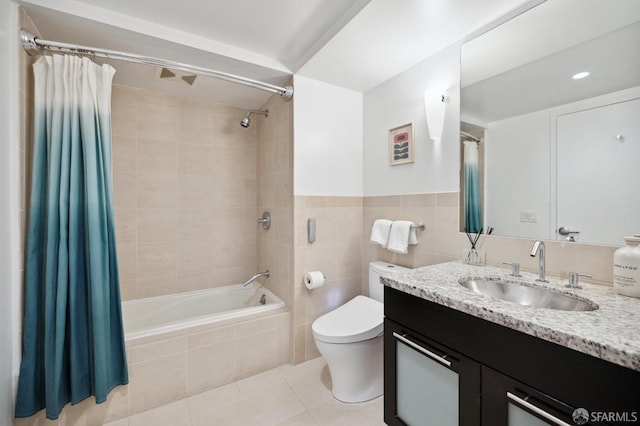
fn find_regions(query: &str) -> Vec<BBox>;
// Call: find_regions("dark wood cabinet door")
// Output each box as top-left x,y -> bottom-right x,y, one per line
384,318 -> 481,426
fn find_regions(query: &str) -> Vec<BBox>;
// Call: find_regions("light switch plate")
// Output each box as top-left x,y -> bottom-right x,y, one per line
520,211 -> 537,223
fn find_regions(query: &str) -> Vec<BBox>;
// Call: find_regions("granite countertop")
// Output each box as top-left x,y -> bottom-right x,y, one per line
381,261 -> 640,372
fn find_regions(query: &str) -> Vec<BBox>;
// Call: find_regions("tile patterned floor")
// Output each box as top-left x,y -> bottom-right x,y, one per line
103,357 -> 384,426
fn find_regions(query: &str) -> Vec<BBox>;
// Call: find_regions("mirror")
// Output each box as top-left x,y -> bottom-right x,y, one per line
460,0 -> 640,246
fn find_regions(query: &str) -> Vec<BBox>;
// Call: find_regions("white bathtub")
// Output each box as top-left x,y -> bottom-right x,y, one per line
122,283 -> 285,340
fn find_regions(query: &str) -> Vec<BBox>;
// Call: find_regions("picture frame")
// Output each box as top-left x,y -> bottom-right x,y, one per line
388,123 -> 414,165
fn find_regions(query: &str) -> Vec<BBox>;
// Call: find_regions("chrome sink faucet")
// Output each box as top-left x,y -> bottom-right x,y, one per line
530,241 -> 548,283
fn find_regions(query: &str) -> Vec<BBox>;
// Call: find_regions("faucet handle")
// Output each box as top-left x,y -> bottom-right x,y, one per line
567,272 -> 592,289
502,262 -> 521,277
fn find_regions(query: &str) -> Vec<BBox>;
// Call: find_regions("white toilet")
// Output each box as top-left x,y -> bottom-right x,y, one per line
312,261 -> 408,403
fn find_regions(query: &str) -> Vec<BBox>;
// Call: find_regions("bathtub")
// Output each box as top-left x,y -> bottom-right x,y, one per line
122,282 -> 285,341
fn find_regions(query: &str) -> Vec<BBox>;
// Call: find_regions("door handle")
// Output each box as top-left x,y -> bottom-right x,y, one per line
392,332 -> 451,367
507,392 -> 571,426
558,226 -> 579,236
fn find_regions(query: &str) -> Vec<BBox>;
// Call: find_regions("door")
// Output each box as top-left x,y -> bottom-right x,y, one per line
556,98 -> 640,245
384,318 -> 481,426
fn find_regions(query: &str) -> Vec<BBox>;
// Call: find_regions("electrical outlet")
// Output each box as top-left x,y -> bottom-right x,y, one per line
520,211 -> 537,223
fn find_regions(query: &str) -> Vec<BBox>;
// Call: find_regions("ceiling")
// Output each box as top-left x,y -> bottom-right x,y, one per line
20,0 -> 533,109
461,0 -> 640,123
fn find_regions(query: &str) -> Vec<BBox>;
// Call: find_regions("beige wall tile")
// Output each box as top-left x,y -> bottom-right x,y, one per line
177,143 -> 212,176
112,135 -> 137,174
137,274 -> 178,298
188,326 -> 235,350
177,240 -> 214,274
136,94 -> 178,143
111,86 -> 137,137
235,315 -> 277,336
119,278 -> 138,302
128,336 -> 187,364
137,243 -> 176,279
236,329 -> 278,379
294,325 -> 306,364
304,323 -> 321,360
137,174 -> 177,208
364,196 -> 401,207
211,241 -> 244,269
176,208 -> 215,242
114,209 -> 137,246
116,243 -> 137,281
187,341 -> 237,395
113,173 -> 137,209
129,352 -> 187,414
178,271 -> 216,292
401,193 -> 437,207
176,175 -> 213,208
211,177 -> 244,208
436,191 -> 459,207
137,208 -> 177,244
137,139 -> 176,175
177,99 -> 214,145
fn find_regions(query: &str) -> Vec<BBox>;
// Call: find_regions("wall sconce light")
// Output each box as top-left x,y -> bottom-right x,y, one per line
424,90 -> 447,142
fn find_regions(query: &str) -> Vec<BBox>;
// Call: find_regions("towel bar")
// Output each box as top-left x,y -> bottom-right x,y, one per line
411,223 -> 426,231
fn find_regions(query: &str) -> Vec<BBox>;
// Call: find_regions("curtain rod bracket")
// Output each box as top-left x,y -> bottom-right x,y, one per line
281,85 -> 294,101
20,29 -> 39,54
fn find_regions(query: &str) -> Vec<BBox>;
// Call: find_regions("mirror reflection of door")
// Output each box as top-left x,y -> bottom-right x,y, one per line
460,0 -> 640,245
556,98 -> 640,246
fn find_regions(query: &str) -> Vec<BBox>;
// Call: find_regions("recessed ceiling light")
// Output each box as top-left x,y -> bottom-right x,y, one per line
571,71 -> 590,80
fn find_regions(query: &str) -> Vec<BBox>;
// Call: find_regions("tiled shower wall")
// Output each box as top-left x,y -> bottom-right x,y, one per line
255,89 -> 294,364
111,86 -> 259,300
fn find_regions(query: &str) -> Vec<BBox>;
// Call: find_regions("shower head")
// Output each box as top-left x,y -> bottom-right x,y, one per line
240,109 -> 268,128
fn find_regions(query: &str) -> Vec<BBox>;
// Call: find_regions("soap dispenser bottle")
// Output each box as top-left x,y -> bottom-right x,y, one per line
613,236 -> 640,297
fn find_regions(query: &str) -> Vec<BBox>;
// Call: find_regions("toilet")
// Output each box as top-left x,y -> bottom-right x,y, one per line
312,261 -> 408,403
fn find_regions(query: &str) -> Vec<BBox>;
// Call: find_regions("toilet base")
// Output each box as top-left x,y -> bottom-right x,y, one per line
314,335 -> 383,403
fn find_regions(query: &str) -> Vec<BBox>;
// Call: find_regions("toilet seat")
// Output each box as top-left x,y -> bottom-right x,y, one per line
312,295 -> 383,344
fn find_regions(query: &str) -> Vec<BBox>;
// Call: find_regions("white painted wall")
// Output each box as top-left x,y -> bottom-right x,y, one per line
363,45 -> 461,196
484,110 -> 551,239
0,1 -> 18,423
293,75 -> 363,196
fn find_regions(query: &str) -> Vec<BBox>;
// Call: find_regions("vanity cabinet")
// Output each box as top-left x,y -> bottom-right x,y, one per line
385,319 -> 481,426
384,286 -> 640,426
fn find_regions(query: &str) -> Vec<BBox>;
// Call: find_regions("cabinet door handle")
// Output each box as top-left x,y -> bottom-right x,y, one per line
392,332 -> 452,367
507,392 -> 571,426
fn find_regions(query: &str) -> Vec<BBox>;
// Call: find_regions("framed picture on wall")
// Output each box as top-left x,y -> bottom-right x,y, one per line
388,123 -> 414,165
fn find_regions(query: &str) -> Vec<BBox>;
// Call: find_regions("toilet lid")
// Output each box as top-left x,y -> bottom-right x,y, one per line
312,296 -> 383,344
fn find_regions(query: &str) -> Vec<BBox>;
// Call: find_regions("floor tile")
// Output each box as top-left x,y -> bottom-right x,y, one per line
128,399 -> 190,426
87,356 -> 386,426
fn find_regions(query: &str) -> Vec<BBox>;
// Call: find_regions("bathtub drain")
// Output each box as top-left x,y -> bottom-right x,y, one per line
260,294 -> 267,305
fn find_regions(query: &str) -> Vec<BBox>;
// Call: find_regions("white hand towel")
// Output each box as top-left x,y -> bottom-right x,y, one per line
387,221 -> 418,254
370,219 -> 393,248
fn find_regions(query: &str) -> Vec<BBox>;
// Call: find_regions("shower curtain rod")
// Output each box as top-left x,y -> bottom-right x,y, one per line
460,130 -> 482,143
19,29 -> 294,101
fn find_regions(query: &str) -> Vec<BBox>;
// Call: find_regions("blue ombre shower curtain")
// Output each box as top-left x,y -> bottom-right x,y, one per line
464,141 -> 483,233
15,55 -> 128,420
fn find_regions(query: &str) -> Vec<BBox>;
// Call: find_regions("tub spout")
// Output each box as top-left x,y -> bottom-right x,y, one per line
242,270 -> 270,287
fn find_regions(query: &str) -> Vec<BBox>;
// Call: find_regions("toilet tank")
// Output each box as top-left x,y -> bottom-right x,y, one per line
369,262 -> 409,302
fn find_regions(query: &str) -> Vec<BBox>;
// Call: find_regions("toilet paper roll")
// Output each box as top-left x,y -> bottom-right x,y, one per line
305,271 -> 325,289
